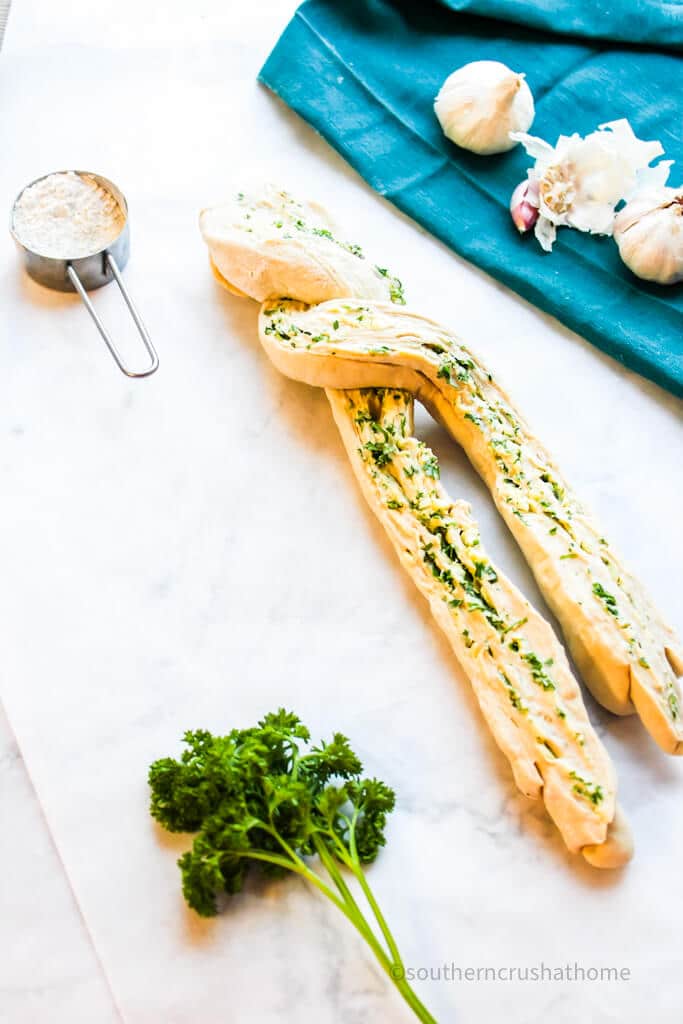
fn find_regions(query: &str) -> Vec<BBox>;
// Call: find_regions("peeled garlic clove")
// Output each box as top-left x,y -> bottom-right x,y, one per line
510,178 -> 539,233
435,60 -> 535,156
613,188 -> 683,285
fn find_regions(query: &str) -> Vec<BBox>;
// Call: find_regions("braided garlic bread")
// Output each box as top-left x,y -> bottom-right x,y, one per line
200,185 -> 681,753
198,184 -> 658,865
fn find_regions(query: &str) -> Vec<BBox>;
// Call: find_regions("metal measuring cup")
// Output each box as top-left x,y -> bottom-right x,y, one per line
10,170 -> 159,378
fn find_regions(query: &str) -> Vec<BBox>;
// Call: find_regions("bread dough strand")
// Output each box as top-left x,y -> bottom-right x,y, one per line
328,386 -> 628,861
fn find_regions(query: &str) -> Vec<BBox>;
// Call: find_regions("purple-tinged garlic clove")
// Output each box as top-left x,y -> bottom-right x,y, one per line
510,178 -> 539,233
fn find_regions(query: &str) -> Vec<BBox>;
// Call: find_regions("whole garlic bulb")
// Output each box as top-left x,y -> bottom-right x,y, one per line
434,60 -> 534,155
613,187 -> 683,285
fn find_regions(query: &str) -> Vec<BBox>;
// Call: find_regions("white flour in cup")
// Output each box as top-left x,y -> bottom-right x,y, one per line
12,171 -> 125,258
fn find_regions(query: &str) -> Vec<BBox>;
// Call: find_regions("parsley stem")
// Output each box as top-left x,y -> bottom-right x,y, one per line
313,833 -> 435,1024
323,880 -> 436,1023
222,813 -> 435,1020
312,834 -> 365,918
313,835 -> 393,959
391,978 -> 439,1024
328,814 -> 404,970
348,820 -> 404,969
257,831 -> 356,918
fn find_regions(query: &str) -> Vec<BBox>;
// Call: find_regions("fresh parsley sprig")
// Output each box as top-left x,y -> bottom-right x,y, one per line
149,710 -> 436,1023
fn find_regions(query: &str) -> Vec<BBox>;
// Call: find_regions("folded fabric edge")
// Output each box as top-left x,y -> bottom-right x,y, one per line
434,0 -> 683,52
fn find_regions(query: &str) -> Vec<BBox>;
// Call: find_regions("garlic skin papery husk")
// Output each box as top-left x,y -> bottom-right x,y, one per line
613,187 -> 683,285
510,120 -> 667,251
435,60 -> 534,155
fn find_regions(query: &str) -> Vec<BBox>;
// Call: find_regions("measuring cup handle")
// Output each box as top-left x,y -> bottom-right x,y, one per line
67,253 -> 159,378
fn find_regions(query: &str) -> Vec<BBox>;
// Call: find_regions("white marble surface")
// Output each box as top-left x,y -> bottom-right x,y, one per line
1,1 -> 682,1022
0,2 -> 10,49
0,705 -> 120,1023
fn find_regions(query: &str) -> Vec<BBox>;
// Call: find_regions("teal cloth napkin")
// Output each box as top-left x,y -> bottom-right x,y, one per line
434,0 -> 683,48
259,0 -> 683,397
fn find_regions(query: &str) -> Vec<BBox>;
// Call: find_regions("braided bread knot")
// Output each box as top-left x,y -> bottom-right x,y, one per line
200,185 -> 680,866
